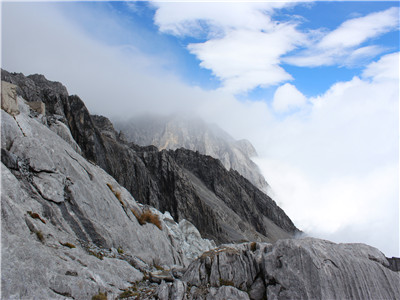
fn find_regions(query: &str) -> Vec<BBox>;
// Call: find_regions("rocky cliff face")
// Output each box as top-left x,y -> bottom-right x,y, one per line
114,115 -> 270,194
2,70 -> 399,300
1,70 -> 298,245
1,93 -> 215,299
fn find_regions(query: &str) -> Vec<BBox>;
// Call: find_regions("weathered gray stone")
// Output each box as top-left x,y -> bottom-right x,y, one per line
48,119 -> 82,154
1,110 -> 23,150
1,81 -> 19,116
32,172 -> 66,203
183,245 -> 257,290
171,279 -> 187,300
248,277 -> 265,300
1,103 -> 217,299
262,238 -> 400,300
206,286 -> 250,300
157,280 -> 170,300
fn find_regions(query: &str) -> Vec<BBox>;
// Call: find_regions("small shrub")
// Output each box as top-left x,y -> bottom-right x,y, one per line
219,278 -> 234,287
35,230 -> 44,242
131,208 -> 162,230
118,290 -> 136,299
130,209 -> 144,225
139,210 -> 162,230
89,250 -> 104,260
60,242 -> 76,248
91,291 -> 107,300
27,211 -> 46,224
117,247 -> 124,254
106,183 -> 125,206
250,242 -> 257,252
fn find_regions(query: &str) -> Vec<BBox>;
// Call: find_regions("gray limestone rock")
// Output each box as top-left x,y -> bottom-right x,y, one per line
206,286 -> 250,300
48,119 -> 82,154
262,238 -> 400,300
1,103 -> 216,299
181,239 -> 400,300
183,245 -> 258,290
1,110 -> 23,150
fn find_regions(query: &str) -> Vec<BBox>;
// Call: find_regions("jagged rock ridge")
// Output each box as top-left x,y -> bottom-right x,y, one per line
1,69 -> 298,245
114,114 -> 270,194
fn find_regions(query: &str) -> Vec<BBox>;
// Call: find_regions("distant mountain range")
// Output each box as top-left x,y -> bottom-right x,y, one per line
114,114 -> 270,194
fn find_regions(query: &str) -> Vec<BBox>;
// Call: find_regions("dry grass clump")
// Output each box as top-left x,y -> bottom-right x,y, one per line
91,291 -> 107,300
27,211 -> 46,224
250,242 -> 257,252
60,241 -> 76,248
35,230 -> 44,242
106,183 -> 125,206
130,208 -> 162,230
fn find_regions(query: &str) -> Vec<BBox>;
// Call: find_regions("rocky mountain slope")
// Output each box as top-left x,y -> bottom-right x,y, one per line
2,71 -> 399,299
114,115 -> 270,193
1,69 -> 298,245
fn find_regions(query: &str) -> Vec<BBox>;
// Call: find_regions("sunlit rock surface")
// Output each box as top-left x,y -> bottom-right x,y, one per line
1,99 -> 214,299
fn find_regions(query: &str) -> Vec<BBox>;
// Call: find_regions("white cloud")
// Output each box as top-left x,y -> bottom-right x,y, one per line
153,2 -> 297,36
285,7 -> 399,67
254,52 -> 399,256
362,51 -> 399,81
318,7 -> 399,49
154,2 -> 307,93
272,83 -> 307,112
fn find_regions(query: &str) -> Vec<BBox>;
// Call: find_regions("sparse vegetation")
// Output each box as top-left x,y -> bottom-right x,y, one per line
88,250 -> 104,260
117,247 -> 124,254
60,241 -> 76,248
35,230 -> 44,242
131,208 -> 162,230
106,183 -> 125,206
27,211 -> 46,224
91,291 -> 107,300
250,242 -> 257,252
118,289 -> 136,299
219,278 -> 234,287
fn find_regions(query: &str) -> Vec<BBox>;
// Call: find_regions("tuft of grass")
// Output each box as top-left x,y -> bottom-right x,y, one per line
106,183 -> 125,206
118,290 -> 137,299
136,209 -> 162,230
117,247 -> 124,254
60,241 -> 76,248
250,242 -> 257,252
89,250 -> 104,260
27,211 -> 46,224
91,291 -> 107,300
219,278 -> 234,287
35,230 -> 44,242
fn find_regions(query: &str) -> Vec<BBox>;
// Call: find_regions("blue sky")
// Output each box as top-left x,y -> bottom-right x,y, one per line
2,1 -> 399,256
54,1 -> 399,99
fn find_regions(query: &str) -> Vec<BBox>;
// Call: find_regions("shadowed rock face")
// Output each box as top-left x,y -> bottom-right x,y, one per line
114,115 -> 270,193
1,69 -> 299,245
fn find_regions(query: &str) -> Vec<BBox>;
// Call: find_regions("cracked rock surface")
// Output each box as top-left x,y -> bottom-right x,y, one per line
1,98 -> 214,299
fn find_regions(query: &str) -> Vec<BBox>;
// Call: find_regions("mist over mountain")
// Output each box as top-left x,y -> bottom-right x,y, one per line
114,115 -> 270,194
